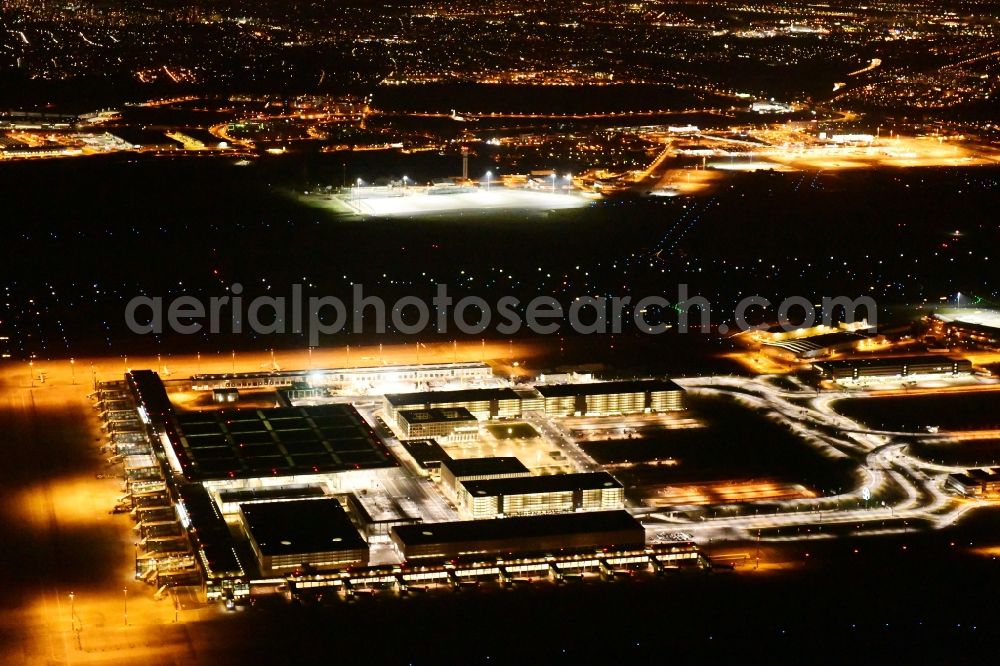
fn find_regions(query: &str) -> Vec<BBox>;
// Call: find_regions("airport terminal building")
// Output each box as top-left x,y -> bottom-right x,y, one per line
390,510 -> 646,561
240,498 -> 369,574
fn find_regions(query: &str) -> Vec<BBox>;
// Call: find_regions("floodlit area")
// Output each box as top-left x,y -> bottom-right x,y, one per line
344,188 -> 588,216
767,135 -> 1000,170
932,308 -> 1000,329
651,168 -> 724,195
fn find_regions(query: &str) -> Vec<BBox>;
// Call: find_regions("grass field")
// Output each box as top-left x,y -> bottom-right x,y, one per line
580,394 -> 857,493
908,438 -> 1000,467
834,392 -> 1000,432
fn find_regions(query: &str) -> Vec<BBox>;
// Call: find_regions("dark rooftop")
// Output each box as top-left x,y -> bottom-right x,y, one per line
398,407 -> 478,424
177,484 -> 243,576
170,403 -> 396,481
400,439 -> 452,469
391,510 -> 642,546
460,472 -> 623,497
441,457 -> 530,478
240,498 -> 367,557
534,379 -> 683,398
218,485 -> 326,505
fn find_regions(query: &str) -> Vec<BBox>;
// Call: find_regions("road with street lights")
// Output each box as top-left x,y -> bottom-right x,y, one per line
634,375 -> 990,542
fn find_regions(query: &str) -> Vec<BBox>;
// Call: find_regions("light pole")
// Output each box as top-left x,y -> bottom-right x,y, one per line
565,173 -> 572,193
551,172 -> 556,193
69,591 -> 81,649
485,170 -> 492,191
123,588 -> 128,626
29,360 -> 34,388
70,358 -> 75,384
402,175 -> 409,190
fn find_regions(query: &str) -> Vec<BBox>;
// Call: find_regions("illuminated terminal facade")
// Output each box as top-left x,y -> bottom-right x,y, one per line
191,361 -> 494,391
456,472 -> 625,519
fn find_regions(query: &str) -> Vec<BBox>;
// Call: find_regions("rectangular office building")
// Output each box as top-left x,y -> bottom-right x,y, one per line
384,387 -> 524,421
456,472 -> 625,518
535,379 -> 684,416
813,355 -> 972,382
395,407 -> 479,443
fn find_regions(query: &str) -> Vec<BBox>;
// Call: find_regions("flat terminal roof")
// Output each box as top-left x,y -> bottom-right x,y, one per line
218,485 -> 326,505
386,387 -> 522,407
461,472 -> 623,497
535,379 -> 683,398
170,403 -> 396,481
949,473 -> 979,485
178,484 -> 243,575
441,456 -> 530,478
968,468 -> 1000,482
240,498 -> 366,556
398,407 -> 478,424
392,510 -> 642,546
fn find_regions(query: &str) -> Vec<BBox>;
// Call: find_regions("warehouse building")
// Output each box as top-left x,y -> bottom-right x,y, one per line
390,510 -> 645,561
440,457 -> 531,500
535,379 -> 684,416
456,472 -> 625,519
239,498 -> 369,575
813,355 -> 972,382
394,407 -> 479,442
